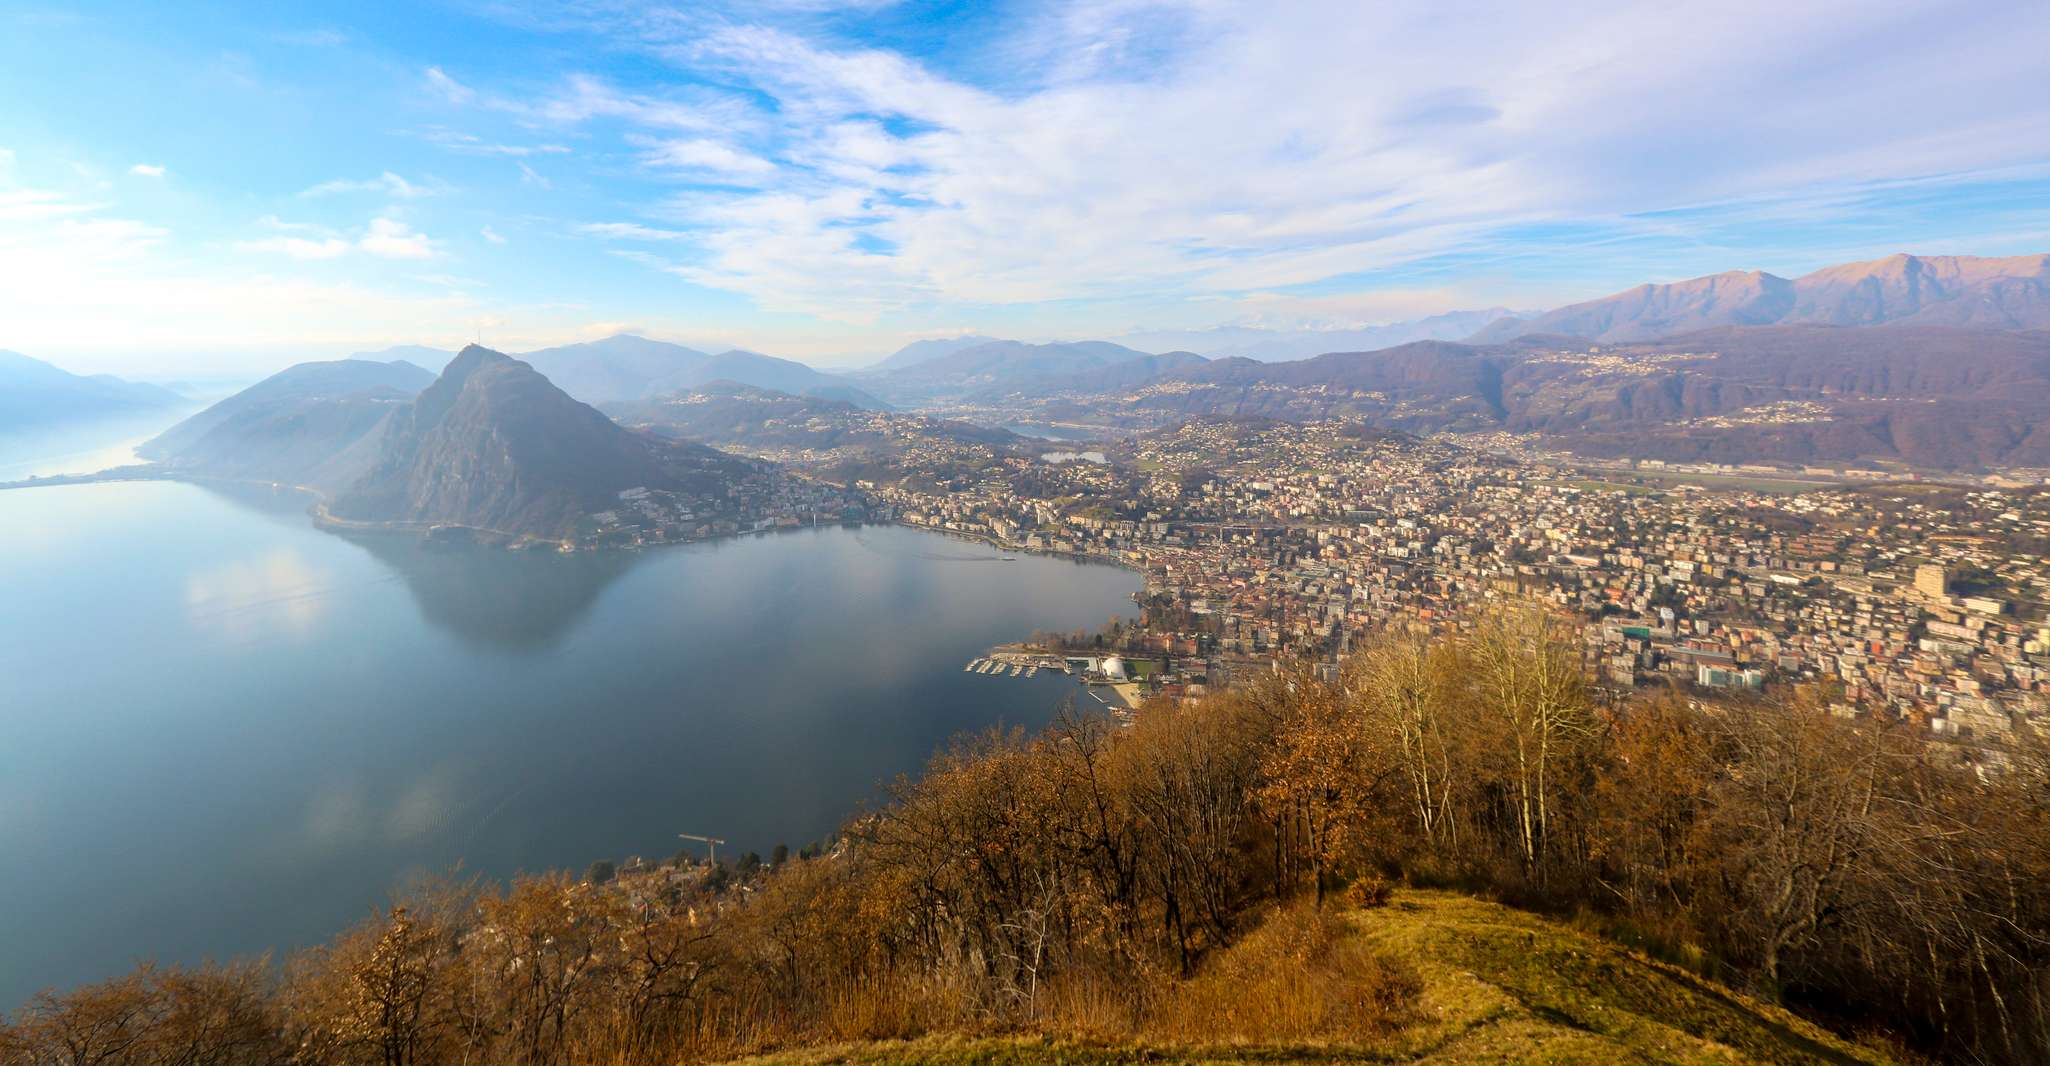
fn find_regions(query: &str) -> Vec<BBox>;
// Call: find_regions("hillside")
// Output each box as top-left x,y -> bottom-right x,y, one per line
1469,253 -> 2050,342
138,357 -> 435,488
870,334 -> 1002,372
11,615 -> 2022,1063
1011,325 -> 2050,468
1114,309 -> 1528,363
614,381 -> 1021,455
0,349 -> 183,430
348,343 -> 456,372
329,345 -> 750,538
520,333 -> 886,408
873,339 -> 1169,403
718,891 -> 1894,1066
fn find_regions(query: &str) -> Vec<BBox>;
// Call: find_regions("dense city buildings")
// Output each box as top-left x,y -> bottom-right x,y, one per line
707,414 -> 2049,742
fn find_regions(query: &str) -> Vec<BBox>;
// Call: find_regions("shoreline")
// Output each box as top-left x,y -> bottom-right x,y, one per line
5,468 -> 1160,698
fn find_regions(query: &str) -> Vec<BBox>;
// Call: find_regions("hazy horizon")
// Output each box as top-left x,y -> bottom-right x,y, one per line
3,1 -> 2048,376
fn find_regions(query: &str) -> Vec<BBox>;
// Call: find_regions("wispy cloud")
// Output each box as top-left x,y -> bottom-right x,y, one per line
300,171 -> 427,199
582,221 -> 694,241
636,136 -> 776,178
423,65 -> 474,105
0,188 -> 100,221
11,0 -> 2050,363
524,0 -> 2050,327
235,215 -> 439,260
127,163 -> 166,178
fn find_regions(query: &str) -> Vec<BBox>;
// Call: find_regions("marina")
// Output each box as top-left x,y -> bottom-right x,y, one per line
959,646 -> 1149,711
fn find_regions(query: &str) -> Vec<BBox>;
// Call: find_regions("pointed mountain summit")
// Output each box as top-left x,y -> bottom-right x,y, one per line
328,345 -> 748,538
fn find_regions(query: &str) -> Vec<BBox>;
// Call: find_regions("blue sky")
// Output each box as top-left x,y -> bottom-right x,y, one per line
2,0 -> 2047,374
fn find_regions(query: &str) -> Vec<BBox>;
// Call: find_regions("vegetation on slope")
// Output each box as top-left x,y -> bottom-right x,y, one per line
720,889 -> 1896,1065
7,605 -> 2046,1064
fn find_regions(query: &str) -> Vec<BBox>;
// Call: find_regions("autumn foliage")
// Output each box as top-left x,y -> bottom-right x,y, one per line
7,604 -> 2050,1063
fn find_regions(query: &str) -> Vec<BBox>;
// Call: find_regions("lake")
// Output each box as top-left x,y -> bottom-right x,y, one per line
0,405 -> 203,483
0,479 -> 1140,1007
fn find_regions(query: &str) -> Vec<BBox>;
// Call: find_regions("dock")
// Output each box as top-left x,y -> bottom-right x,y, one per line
961,647 -> 1076,678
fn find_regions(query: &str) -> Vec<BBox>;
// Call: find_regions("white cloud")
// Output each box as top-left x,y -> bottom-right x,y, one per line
540,0 -> 2050,325
0,188 -> 99,221
238,235 -> 351,259
458,141 -> 569,157
424,65 -> 474,104
637,136 -> 776,177
300,171 -> 425,198
359,217 -> 437,259
0,156 -> 624,371
533,73 -> 736,131
14,1 -> 2050,362
233,215 -> 438,261
128,163 -> 166,178
581,221 -> 693,241
418,127 -> 570,157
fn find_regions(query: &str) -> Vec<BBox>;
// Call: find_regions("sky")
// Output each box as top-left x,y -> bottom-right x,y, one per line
2,0 -> 2048,376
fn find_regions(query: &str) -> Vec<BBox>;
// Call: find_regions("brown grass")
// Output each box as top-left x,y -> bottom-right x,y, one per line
1148,901 -> 1422,1046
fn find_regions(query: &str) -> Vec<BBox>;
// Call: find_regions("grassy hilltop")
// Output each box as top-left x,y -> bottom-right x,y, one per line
724,891 -> 1896,1066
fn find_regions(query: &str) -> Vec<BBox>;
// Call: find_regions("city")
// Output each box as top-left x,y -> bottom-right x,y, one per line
6,1 -> 2050,1062
631,409 -> 2047,743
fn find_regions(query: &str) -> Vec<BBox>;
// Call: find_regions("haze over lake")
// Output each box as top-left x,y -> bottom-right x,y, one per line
0,479 -> 1139,1006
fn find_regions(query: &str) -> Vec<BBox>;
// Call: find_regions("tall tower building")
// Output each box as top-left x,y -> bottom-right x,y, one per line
1914,564 -> 1949,599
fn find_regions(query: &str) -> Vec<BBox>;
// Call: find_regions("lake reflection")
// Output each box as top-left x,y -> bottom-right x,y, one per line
0,481 -> 1139,1006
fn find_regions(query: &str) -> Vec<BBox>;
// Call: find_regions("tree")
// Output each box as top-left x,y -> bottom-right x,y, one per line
1466,604 -> 1596,886
1690,687 -> 1893,987
1348,636 -> 1467,859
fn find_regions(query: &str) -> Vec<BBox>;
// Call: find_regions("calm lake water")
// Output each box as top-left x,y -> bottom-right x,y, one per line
0,405 -> 202,482
0,479 -> 1139,1007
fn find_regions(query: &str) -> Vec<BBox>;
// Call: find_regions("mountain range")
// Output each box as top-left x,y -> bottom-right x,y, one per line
611,381 -> 1024,456
1062,324 -> 2050,469
1112,309 -> 1528,363
347,335 -> 886,411
0,350 -> 184,430
63,249 -> 2050,488
147,346 -> 754,539
1468,253 -> 2050,343
859,339 -> 1206,405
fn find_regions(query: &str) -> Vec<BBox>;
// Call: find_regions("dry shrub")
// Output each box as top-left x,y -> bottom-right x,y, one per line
1033,961 -> 1159,1041
1345,876 -> 1392,910
1149,902 -> 1421,1045
819,973 -> 968,1042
